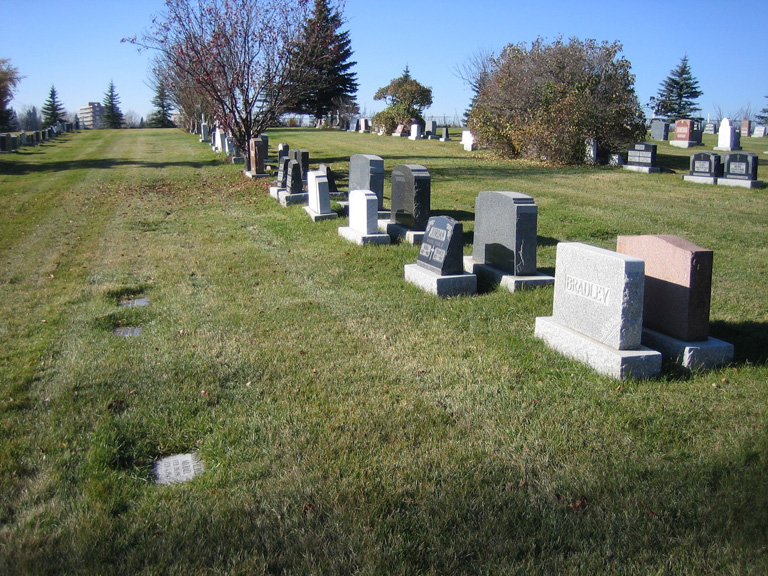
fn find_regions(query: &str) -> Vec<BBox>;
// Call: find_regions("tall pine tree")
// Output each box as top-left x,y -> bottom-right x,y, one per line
757,94 -> 768,125
148,81 -> 176,128
102,80 -> 124,129
42,85 -> 66,127
652,55 -> 703,120
287,0 -> 358,121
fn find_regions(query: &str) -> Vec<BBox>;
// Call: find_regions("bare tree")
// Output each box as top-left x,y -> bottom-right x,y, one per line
125,0 -> 322,172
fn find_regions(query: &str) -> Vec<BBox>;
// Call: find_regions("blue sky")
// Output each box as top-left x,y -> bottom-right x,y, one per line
3,0 -> 767,123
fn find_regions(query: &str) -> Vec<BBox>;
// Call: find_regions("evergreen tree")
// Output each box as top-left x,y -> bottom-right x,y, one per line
757,94 -> 768,125
371,66 -> 433,133
102,80 -> 124,128
0,58 -> 23,131
286,0 -> 358,121
652,55 -> 703,120
42,85 -> 66,127
21,105 -> 40,131
148,80 -> 176,127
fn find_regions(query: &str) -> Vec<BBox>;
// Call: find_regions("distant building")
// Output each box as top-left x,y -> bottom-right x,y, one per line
78,102 -> 104,129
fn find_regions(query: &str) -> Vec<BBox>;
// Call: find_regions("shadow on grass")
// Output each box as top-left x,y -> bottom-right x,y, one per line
711,320 -> 768,366
0,157 -> 222,176
656,152 -> 692,173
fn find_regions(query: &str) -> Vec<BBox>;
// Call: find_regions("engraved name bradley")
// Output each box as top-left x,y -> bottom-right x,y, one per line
565,275 -> 610,305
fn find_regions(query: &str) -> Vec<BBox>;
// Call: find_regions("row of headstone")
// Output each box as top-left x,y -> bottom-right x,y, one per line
535,235 -> 733,379
0,126 -> 68,153
683,151 -> 763,188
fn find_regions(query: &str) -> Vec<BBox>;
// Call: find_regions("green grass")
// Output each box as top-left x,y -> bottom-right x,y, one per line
1,128 -> 767,575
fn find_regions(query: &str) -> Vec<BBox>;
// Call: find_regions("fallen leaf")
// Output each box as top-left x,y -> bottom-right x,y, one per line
200,390 -> 209,396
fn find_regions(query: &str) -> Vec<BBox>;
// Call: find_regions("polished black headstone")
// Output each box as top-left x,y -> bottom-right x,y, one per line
286,159 -> 304,194
723,152 -> 759,180
417,216 -> 464,275
390,164 -> 431,230
627,142 -> 657,167
689,152 -> 723,177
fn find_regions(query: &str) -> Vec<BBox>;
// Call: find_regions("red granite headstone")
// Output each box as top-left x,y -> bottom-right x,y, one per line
674,119 -> 693,142
616,235 -> 713,341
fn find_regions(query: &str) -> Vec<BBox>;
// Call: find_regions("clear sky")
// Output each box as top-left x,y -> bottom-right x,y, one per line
3,0 -> 767,123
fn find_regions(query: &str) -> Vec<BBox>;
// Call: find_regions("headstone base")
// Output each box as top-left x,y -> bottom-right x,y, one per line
642,328 -> 733,371
231,156 -> 245,165
440,137 -> 451,142
279,191 -> 308,206
669,140 -> 699,148
304,206 -> 338,222
199,138 -> 210,143
269,186 -> 284,199
716,178 -> 764,189
714,146 -> 742,152
682,175 -> 718,185
463,257 -> 554,292
338,226 -> 391,245
624,165 -> 661,174
534,316 -> 662,380
404,263 -> 477,297
244,169 -> 270,178
378,220 -> 425,245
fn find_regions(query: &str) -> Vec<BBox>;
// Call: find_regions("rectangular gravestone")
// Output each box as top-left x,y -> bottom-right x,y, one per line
741,119 -> 751,136
405,215 -> 477,296
0,133 -> 9,152
409,123 -> 422,140
534,242 -> 661,379
463,191 -> 554,292
349,154 -> 385,210
714,118 -> 741,151
277,142 -> 289,164
440,127 -> 451,141
316,164 -> 339,193
154,453 -> 204,485
291,149 -> 310,181
624,142 -> 660,173
381,164 -> 431,244
200,123 -> 210,142
616,235 -> 733,370
392,124 -> 406,137
703,121 -> 717,134
278,159 -> 308,206
650,119 -> 669,140
670,119 -> 699,148
349,118 -> 360,132
270,156 -> 292,199
359,118 -> 370,132
249,137 -> 265,175
338,190 -> 391,245
683,151 -> 722,185
424,120 -> 437,139
461,130 -> 476,151
304,170 -> 338,221
754,125 -> 766,137
719,152 -> 763,188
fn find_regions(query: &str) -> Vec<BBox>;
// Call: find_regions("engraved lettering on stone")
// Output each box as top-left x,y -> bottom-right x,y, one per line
694,161 -> 710,172
432,248 -> 446,263
428,227 -> 447,241
565,274 -> 610,305
730,162 -> 746,175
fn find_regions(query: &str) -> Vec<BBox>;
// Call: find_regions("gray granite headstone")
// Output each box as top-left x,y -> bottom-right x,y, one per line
417,216 -> 464,275
722,152 -> 759,181
650,119 -> 669,140
390,164 -> 431,231
290,149 -> 310,181
306,170 -> 333,216
276,156 -> 291,187
349,154 -> 385,209
689,152 -> 722,177
286,159 -> 304,194
316,164 -> 338,193
113,327 -> 142,337
472,191 -> 538,276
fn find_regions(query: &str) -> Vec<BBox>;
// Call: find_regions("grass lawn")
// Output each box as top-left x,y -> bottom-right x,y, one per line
1,127 -> 767,575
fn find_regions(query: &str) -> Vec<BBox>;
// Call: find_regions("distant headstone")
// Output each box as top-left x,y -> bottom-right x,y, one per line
279,159 -> 309,206
616,235 -> 733,370
270,156 -> 292,199
703,121 -> 717,135
624,142 -> 660,173
349,154 -> 385,209
200,123 -> 210,142
439,127 -> 451,142
249,137 -> 265,174
0,133 -> 9,152
463,191 -> 554,292
304,171 -> 337,221
389,164 -> 431,230
584,138 -> 598,164
741,119 -> 751,136
409,123 -> 422,140
405,215 -> 477,296
291,149 -> 310,181
609,154 -> 624,166
359,118 -> 370,132
349,118 -> 360,132
669,119 -> 700,148
277,142 -> 289,164
534,242 -> 662,380
754,125 -> 767,138
392,124 -> 406,137
682,151 -> 722,185
461,130 -> 476,151
338,190 -> 391,245
650,119 -> 669,140
714,118 -> 741,151
424,120 -> 437,138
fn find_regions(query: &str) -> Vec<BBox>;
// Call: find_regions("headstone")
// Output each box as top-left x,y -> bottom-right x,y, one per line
616,235 -> 733,370
260,134 -> 269,160
669,119 -> 699,148
291,149 -> 310,181
249,137 -> 265,174
754,125 -> 767,138
609,154 -> 624,166
154,453 -> 204,485
270,156 -> 292,199
404,216 -> 477,296
439,127 -> 451,142
424,120 -> 437,138
359,118 -> 370,133
718,152 -> 763,188
703,121 -> 717,134
316,164 -> 338,193
10,135 -> 18,150
338,190 -> 391,245
624,142 -> 660,173
682,151 -> 722,185
277,142 -> 289,164
650,119 -> 669,140
463,191 -> 554,292
349,154 -> 385,210
461,130 -> 476,151
389,164 -> 430,231
534,242 -> 662,380
392,124 -> 407,137
286,159 -> 304,194
0,133 -> 9,152
741,119 -> 751,136
200,123 -> 209,142
304,170 -> 337,221
409,123 -> 422,140
349,118 -> 360,132
584,138 -> 598,164
714,118 -> 741,151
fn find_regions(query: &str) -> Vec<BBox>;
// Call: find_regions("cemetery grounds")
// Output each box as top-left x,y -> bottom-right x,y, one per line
0,128 -> 767,574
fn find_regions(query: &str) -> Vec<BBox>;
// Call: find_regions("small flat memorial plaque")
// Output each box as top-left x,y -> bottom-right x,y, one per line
113,327 -> 142,337
154,453 -> 204,485
118,297 -> 149,308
